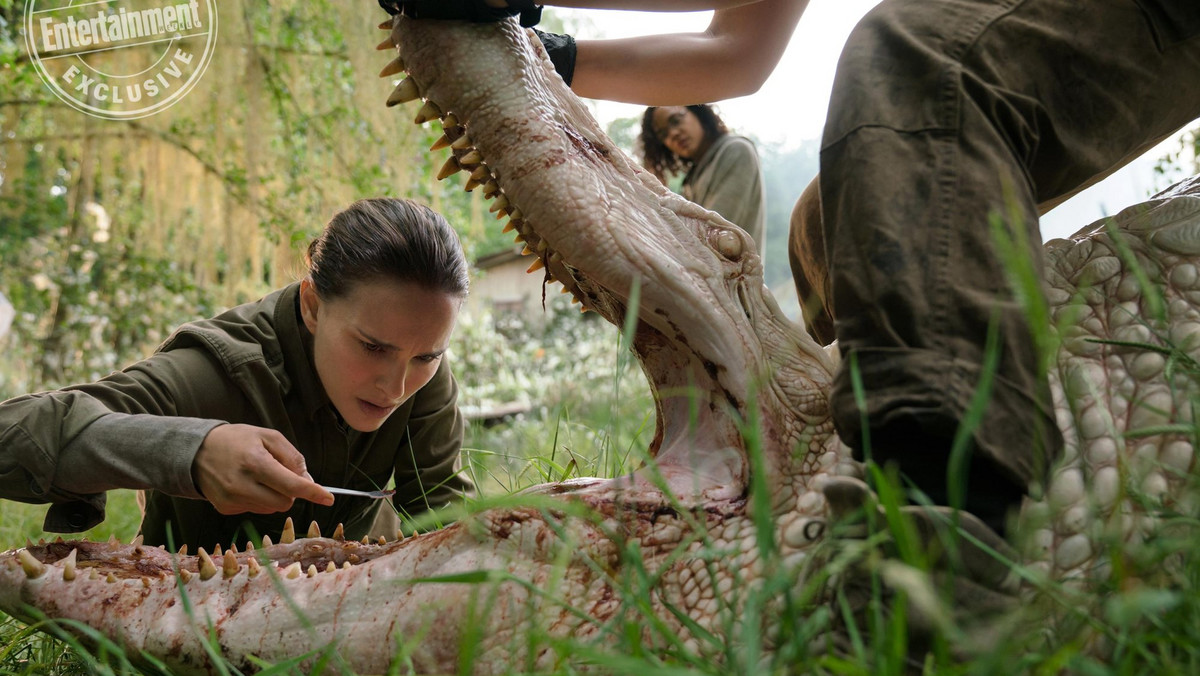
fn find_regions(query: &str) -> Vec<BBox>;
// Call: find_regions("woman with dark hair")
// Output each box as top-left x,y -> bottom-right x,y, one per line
0,198 -> 473,551
640,104 -> 767,250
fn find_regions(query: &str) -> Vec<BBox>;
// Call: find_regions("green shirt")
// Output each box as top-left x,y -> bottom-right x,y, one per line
0,283 -> 470,550
682,134 -> 767,252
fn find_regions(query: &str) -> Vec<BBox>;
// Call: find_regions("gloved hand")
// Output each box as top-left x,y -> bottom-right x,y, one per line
378,0 -> 543,27
532,28 -> 577,86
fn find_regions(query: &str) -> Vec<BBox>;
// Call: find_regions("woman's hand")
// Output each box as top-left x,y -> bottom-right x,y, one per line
192,424 -> 334,515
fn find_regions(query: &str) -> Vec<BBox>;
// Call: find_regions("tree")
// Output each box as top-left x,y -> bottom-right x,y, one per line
0,1 -> 487,393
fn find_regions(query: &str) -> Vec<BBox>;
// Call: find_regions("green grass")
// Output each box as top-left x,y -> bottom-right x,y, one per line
3,406 -> 1200,675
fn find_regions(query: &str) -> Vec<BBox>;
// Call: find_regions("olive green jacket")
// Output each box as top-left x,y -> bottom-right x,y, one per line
0,283 -> 470,550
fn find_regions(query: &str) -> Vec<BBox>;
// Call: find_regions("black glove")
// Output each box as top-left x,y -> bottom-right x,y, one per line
533,28 -> 577,87
378,0 -> 543,27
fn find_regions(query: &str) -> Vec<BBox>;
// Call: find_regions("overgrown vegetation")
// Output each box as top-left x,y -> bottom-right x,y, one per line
3,0 -> 1200,673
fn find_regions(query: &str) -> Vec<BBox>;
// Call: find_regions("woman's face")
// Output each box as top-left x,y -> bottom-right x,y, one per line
652,106 -> 711,160
300,277 -> 460,433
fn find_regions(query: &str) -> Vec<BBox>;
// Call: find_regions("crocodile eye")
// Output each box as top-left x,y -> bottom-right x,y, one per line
712,229 -> 743,261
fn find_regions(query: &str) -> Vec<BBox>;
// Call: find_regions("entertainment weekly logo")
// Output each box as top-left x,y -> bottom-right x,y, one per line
24,0 -> 218,120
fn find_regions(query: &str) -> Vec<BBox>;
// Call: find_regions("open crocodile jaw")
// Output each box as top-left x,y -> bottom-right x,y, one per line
390,17 -> 837,502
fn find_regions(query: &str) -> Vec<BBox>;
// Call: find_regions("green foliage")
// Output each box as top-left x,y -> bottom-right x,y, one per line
1154,125 -> 1200,191
0,147 -> 213,396
606,116 -> 641,155
457,294 -> 654,492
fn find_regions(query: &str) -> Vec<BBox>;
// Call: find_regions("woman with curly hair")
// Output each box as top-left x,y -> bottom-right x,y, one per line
640,104 -> 766,251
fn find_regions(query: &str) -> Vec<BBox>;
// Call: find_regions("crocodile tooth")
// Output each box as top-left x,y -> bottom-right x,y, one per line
213,544 -> 222,557
261,535 -> 273,547
306,564 -> 318,578
142,578 -> 151,589
560,285 -> 571,294
378,55 -> 405,78
377,536 -> 387,545
396,530 -> 405,541
443,112 -> 460,128
571,295 -> 581,305
158,545 -> 166,550
198,548 -> 217,581
284,562 -> 302,580
437,156 -> 463,180
348,554 -> 361,564
463,177 -> 483,192
307,521 -> 322,539
178,568 -> 192,583
131,535 -> 144,547
54,537 -> 64,544
361,536 -> 370,545
17,550 -> 45,579
245,541 -> 255,552
430,134 -> 452,151
325,562 -> 336,573
502,220 -> 517,233
106,536 -> 117,546
460,150 -> 483,166
106,573 -> 117,584
527,258 -> 545,273
489,195 -> 510,213
377,18 -> 392,30
470,165 -> 492,182
223,551 -> 239,579
414,100 -> 443,124
342,561 -> 352,570
62,549 -> 78,581
509,208 -> 523,221
450,135 -> 473,151
247,557 -> 261,578
386,78 -> 420,107
133,546 -> 145,558
513,233 -> 525,243
332,523 -> 345,541
178,545 -> 188,556
281,518 -> 296,544
549,252 -> 563,266
38,538 -> 46,546
375,36 -> 394,51
483,180 -> 501,198
229,543 -> 238,554
536,240 -> 549,255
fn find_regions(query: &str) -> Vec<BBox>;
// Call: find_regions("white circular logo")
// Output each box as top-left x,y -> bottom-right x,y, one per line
24,0 -> 218,120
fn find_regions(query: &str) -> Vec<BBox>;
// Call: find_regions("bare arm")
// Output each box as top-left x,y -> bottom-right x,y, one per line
538,0 -> 763,9
562,0 -> 808,104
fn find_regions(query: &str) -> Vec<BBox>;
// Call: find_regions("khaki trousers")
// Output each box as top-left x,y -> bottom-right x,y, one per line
791,0 -> 1200,496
